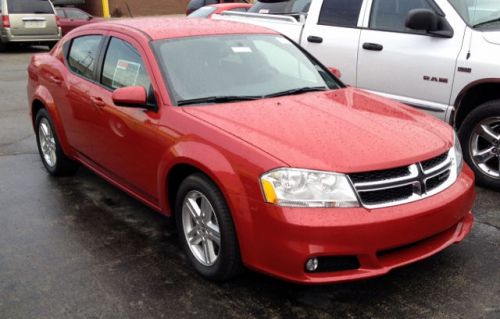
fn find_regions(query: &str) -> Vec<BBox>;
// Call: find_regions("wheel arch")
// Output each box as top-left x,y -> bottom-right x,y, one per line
454,79 -> 500,129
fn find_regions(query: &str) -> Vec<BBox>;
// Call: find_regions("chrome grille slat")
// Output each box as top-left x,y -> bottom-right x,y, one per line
349,150 -> 457,209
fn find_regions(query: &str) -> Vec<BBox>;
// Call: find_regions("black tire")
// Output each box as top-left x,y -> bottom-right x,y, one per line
35,108 -> 79,176
0,40 -> 9,52
458,100 -> 500,190
175,173 -> 243,281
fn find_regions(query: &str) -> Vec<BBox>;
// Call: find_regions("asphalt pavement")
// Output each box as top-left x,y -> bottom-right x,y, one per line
0,48 -> 499,319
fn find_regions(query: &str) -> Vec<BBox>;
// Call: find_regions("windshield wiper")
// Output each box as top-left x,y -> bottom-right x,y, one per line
177,95 -> 261,106
264,86 -> 327,98
473,17 -> 500,28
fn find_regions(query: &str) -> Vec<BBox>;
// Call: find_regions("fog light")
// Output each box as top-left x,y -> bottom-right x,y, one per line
305,257 -> 319,272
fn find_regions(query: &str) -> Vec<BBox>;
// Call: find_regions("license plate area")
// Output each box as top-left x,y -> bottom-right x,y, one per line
24,20 -> 46,28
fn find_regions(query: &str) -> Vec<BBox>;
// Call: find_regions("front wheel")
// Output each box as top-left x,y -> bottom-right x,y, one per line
458,100 -> 500,190
35,109 -> 79,176
175,173 -> 243,281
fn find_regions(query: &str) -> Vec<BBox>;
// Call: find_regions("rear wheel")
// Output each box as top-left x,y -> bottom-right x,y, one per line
458,101 -> 500,190
175,173 -> 243,281
35,109 -> 79,176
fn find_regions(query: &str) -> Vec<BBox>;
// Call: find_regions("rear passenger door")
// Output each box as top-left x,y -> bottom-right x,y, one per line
356,0 -> 465,119
301,0 -> 365,85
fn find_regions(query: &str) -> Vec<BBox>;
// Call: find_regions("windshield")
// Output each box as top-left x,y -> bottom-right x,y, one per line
7,0 -> 54,14
188,6 -> 217,18
153,34 -> 340,105
450,0 -> 500,27
249,0 -> 311,14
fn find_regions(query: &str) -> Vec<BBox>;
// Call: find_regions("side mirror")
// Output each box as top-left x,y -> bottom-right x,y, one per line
405,9 -> 438,32
112,86 -> 147,107
405,9 -> 453,38
87,16 -> 93,20
328,67 -> 341,79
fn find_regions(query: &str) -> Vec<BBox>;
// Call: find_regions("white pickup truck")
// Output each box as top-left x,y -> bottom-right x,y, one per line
215,0 -> 500,190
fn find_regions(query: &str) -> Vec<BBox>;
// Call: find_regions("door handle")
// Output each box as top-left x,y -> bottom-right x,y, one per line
307,35 -> 323,43
362,42 -> 383,51
90,96 -> 105,107
49,75 -> 62,85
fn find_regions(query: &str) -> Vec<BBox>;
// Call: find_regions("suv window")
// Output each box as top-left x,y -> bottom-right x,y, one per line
7,0 -> 54,14
101,37 -> 151,91
369,0 -> 434,32
318,0 -> 363,28
67,35 -> 102,80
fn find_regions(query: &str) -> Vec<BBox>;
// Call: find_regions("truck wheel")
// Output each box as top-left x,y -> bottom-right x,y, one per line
35,109 -> 79,176
458,100 -> 500,190
175,173 -> 243,281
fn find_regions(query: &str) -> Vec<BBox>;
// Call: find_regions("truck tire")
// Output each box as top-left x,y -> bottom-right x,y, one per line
458,100 -> 500,190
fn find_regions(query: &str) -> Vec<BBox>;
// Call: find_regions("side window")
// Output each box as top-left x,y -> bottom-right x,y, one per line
67,35 -> 102,80
318,0 -> 363,28
66,9 -> 90,20
369,0 -> 434,32
101,37 -> 152,92
56,8 -> 66,18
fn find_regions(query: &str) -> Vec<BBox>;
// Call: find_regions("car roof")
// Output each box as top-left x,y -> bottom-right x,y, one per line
87,17 -> 278,41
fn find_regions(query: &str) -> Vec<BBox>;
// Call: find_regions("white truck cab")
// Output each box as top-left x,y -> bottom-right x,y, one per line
216,0 -> 500,190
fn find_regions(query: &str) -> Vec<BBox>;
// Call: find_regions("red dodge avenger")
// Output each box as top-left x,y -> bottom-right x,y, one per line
27,18 -> 475,284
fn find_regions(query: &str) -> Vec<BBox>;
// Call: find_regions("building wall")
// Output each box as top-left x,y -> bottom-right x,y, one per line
81,0 -> 190,17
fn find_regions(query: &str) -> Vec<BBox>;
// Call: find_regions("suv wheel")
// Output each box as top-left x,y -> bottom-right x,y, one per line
458,100 -> 500,190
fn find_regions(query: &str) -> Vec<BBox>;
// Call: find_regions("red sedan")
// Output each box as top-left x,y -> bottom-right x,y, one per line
188,3 -> 252,18
27,18 -> 474,284
55,7 -> 103,35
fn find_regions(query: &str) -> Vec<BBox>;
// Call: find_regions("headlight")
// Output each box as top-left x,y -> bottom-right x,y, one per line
453,131 -> 463,175
260,168 -> 359,208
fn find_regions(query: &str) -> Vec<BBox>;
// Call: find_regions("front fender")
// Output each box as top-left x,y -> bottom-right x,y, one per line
31,85 -> 75,158
157,140 -> 251,217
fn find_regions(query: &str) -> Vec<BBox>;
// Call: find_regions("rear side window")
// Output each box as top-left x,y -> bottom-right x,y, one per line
65,8 -> 90,20
101,37 -> 151,90
318,0 -> 363,28
7,0 -> 54,14
369,0 -> 434,32
67,35 -> 102,80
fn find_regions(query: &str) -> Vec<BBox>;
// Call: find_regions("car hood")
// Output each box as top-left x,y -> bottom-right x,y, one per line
183,88 -> 453,173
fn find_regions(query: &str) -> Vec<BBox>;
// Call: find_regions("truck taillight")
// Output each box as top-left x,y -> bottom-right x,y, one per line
2,15 -> 10,28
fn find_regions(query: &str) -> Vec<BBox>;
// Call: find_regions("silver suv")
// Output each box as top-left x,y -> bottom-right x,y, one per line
0,0 -> 61,50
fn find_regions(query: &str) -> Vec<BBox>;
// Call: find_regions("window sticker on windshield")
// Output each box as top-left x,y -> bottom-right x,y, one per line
112,59 -> 141,88
259,9 -> 269,13
231,46 -> 252,53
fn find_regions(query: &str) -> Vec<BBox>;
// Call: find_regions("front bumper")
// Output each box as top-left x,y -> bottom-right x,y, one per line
233,165 -> 475,284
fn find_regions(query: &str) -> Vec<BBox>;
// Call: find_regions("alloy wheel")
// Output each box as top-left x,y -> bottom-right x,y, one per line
181,190 -> 221,266
38,118 -> 57,168
469,116 -> 500,179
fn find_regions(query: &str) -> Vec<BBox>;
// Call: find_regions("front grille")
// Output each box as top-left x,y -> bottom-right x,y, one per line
421,152 -> 448,171
350,166 -> 410,184
349,150 -> 456,208
358,185 -> 413,205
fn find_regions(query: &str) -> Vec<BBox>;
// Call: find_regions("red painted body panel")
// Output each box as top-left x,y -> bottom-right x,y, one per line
210,3 -> 253,16
27,19 -> 475,284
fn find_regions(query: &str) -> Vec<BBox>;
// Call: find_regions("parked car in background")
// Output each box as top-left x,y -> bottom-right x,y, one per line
217,0 -> 500,191
248,0 -> 310,14
28,18 -> 474,284
188,3 -> 252,18
56,7 -> 102,35
0,0 -> 60,50
186,0 -> 249,15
